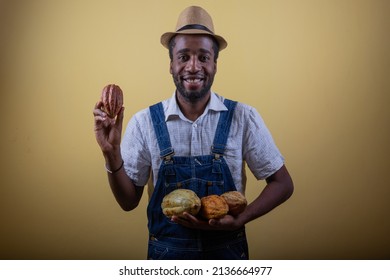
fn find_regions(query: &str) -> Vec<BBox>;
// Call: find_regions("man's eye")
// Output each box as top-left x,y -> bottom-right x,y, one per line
178,55 -> 188,61
200,55 -> 210,62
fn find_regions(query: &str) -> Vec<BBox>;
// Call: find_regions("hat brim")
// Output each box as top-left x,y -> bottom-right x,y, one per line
161,29 -> 227,50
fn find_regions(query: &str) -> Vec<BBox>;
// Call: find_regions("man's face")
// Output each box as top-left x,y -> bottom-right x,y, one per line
170,34 -> 217,103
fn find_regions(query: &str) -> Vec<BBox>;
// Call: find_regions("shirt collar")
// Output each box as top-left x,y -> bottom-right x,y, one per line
165,91 -> 227,122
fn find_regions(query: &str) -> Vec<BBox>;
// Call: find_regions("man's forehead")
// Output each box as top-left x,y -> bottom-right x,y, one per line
176,48 -> 212,54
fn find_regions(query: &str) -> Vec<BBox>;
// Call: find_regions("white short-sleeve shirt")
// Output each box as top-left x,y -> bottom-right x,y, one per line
121,92 -> 284,195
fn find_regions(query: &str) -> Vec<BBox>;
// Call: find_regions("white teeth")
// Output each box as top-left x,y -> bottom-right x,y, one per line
186,79 -> 201,83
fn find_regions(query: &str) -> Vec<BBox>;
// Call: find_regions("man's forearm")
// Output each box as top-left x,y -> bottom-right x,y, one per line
240,165 -> 294,225
104,151 -> 144,211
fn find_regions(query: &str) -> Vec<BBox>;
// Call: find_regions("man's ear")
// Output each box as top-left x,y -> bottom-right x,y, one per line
170,61 -> 173,74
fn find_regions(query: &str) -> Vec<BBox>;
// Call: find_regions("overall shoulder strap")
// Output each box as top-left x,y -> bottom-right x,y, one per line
212,99 -> 238,156
149,102 -> 174,158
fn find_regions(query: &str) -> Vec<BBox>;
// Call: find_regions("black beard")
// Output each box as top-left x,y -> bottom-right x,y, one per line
173,76 -> 214,103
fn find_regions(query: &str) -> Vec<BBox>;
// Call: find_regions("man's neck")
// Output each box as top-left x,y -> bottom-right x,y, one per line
176,91 -> 211,121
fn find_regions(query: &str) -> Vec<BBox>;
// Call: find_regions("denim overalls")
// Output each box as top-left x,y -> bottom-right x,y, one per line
147,99 -> 249,260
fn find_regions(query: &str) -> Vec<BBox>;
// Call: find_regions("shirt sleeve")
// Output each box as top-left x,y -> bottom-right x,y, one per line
243,106 -> 285,180
120,110 -> 152,187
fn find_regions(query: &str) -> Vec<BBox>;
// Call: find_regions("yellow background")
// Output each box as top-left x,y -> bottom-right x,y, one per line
0,0 -> 389,259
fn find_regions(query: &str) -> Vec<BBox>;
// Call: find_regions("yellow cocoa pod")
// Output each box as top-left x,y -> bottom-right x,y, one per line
161,189 -> 201,218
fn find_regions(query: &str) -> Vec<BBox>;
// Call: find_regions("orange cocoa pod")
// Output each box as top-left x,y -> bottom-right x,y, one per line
200,195 -> 229,220
100,84 -> 123,118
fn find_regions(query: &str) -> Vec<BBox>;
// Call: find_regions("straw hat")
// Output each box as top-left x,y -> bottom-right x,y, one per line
160,6 -> 227,50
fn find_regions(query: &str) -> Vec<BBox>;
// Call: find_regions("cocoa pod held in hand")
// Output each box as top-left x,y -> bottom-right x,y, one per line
161,189 -> 201,218
200,195 -> 229,220
100,84 -> 123,118
221,191 -> 247,216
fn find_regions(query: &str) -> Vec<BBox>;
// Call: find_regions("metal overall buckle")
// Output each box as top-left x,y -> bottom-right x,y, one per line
162,151 -> 175,163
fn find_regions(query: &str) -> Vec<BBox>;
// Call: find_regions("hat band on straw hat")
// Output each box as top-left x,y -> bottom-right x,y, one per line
177,24 -> 214,34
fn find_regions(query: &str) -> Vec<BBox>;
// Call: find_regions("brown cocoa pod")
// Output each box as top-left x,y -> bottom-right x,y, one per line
200,195 -> 229,220
221,191 -> 247,216
100,84 -> 123,118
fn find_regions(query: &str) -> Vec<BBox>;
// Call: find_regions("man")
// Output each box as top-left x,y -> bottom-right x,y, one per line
93,6 -> 293,260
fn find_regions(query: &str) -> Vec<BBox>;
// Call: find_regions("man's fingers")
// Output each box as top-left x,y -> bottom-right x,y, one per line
94,100 -> 104,111
94,115 -> 106,123
208,219 -> 217,226
93,101 -> 107,118
115,106 -> 125,129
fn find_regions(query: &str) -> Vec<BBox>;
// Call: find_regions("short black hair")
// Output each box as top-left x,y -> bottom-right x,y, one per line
168,34 -> 220,62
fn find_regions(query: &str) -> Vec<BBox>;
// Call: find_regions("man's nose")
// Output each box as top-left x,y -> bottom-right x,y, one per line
186,56 -> 201,72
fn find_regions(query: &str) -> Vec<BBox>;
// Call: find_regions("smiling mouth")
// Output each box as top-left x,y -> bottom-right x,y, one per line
182,77 -> 204,85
